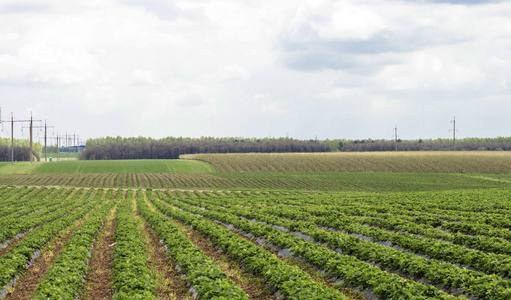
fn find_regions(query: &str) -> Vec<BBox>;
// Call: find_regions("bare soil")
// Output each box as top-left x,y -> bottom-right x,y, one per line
81,207 -> 117,300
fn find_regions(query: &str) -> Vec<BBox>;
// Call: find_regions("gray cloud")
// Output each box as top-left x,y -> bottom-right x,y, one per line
279,29 -> 463,72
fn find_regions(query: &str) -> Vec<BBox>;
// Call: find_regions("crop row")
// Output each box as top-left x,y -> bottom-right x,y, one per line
32,190 -> 118,299
146,190 -> 350,299
112,190 -> 156,299
173,194 -> 511,299
152,191 -> 460,300
0,188 -> 82,245
137,189 -> 250,299
0,188 -> 104,293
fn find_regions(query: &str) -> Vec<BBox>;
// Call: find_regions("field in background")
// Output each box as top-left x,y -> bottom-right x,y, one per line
182,151 -> 511,174
0,171 -> 509,193
0,159 -> 216,175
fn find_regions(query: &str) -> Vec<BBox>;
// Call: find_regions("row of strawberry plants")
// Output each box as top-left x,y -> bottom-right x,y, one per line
290,191 -> 511,230
0,188 -> 104,292
0,187 -> 60,227
112,190 -> 156,299
304,211 -> 511,278
186,196 -> 511,300
31,191 -> 118,299
153,193 -> 458,300
210,191 -> 511,254
228,198 -> 511,257
137,190 -> 250,299
147,190 -> 349,300
207,193 -> 511,278
0,188 -> 80,245
0,187 -> 42,217
231,190 -> 511,231
337,213 -> 511,256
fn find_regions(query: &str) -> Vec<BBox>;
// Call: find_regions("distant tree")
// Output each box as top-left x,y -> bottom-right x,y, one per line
337,141 -> 344,151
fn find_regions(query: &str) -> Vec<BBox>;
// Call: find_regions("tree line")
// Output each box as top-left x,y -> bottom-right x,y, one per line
85,136 -> 312,148
340,141 -> 511,152
0,145 -> 32,161
79,140 -> 331,160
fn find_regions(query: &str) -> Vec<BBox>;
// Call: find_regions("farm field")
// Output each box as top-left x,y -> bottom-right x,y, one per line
1,153 -> 511,299
0,172 -> 509,192
182,151 -> 511,174
2,186 -> 511,299
0,159 -> 216,175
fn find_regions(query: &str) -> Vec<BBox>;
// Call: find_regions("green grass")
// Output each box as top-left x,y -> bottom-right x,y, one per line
0,159 -> 216,174
0,162 -> 42,174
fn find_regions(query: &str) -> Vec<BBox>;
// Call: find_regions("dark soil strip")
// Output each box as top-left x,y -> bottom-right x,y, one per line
81,207 -> 117,300
140,174 -> 148,188
168,216 -> 275,300
0,231 -> 32,257
101,174 -> 109,188
156,174 -> 166,188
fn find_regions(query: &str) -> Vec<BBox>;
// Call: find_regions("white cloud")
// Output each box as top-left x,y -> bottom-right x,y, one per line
0,42 -> 98,85
0,0 -> 510,140
129,69 -> 154,85
220,65 -> 250,81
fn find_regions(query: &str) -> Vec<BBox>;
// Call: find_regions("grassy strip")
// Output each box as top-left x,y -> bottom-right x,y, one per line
0,188 -> 103,292
137,190 -> 249,299
31,193 -> 118,299
147,190 -> 348,300
112,190 -> 156,299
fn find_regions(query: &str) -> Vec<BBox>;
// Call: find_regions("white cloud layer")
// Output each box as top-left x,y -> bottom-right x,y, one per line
1,0 -> 510,142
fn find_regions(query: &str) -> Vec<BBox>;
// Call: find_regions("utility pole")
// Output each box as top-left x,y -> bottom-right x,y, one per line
8,112 -> 40,165
450,116 -> 458,149
393,125 -> 398,151
66,133 -> 69,160
57,134 -> 60,161
25,120 -> 55,162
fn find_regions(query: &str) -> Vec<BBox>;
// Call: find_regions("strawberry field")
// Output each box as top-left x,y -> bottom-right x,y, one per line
1,184 -> 511,299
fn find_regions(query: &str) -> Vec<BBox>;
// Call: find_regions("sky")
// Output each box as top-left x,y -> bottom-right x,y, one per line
0,0 -> 510,144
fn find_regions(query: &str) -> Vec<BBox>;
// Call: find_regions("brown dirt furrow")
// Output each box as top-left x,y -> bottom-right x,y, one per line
4,218 -> 88,300
0,239 -> 23,257
80,207 -> 117,300
142,222 -> 191,300
132,194 -> 190,300
169,217 -> 275,300
0,225 -> 43,258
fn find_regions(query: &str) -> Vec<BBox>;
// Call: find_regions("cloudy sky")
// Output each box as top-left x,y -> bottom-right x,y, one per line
0,0 -> 510,144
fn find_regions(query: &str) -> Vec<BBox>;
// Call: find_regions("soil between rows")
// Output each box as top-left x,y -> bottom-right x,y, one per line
80,206 -> 118,300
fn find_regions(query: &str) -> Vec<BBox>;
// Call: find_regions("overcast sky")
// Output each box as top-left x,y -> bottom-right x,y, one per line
1,0 -> 510,144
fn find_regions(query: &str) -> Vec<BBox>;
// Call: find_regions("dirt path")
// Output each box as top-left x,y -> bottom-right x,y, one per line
80,206 -> 118,300
134,193 -> 192,300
